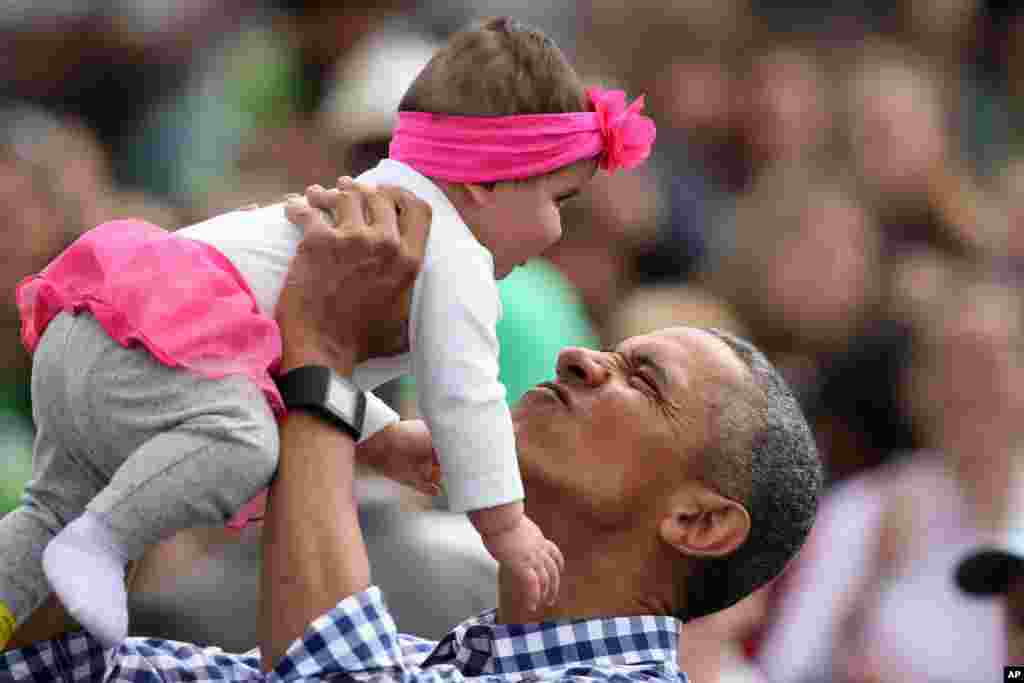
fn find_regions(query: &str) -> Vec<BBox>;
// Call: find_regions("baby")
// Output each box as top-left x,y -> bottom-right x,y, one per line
1,16 -> 655,648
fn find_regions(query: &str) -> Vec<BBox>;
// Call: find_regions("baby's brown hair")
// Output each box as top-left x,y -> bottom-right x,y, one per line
399,17 -> 587,118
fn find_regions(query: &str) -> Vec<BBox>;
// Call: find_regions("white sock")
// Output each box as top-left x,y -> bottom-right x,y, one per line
43,512 -> 129,648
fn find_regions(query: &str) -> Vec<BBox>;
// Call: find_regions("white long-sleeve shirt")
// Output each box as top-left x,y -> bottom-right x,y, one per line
177,159 -> 523,512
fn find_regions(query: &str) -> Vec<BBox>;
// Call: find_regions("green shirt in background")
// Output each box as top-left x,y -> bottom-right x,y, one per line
494,258 -> 600,404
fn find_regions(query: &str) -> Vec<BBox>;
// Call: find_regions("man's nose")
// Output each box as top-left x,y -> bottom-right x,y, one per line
556,347 -> 609,386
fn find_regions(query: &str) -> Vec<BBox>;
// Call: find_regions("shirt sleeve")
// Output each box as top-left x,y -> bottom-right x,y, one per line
264,586 -> 411,681
358,391 -> 401,443
411,245 -> 525,513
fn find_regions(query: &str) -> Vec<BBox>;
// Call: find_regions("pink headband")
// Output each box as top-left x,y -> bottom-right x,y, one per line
388,87 -> 656,183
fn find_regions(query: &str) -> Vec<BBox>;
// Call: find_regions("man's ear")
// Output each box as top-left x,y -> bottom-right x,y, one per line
659,486 -> 751,559
463,182 -> 497,207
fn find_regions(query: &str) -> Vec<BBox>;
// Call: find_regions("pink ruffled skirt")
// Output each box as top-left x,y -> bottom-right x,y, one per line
17,219 -> 282,528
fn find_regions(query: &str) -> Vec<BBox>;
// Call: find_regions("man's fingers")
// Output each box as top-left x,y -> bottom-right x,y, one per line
303,185 -> 345,226
284,196 -> 330,236
330,187 -> 370,232
379,186 -> 431,264
379,186 -> 432,234
364,190 -> 401,242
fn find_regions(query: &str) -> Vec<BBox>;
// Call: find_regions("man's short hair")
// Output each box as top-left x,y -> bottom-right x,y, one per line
680,329 -> 822,620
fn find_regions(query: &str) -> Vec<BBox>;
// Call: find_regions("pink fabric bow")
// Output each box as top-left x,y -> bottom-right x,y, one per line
587,87 -> 657,173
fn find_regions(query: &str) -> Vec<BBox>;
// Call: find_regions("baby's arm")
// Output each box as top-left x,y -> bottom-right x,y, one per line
412,245 -> 563,611
468,502 -> 563,611
356,419 -> 441,496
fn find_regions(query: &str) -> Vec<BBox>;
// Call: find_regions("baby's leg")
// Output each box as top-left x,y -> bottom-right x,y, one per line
41,313 -> 279,647
0,313 -> 108,647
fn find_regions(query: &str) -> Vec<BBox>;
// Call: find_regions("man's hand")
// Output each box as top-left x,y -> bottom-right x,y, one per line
357,420 -> 442,496
278,178 -> 431,374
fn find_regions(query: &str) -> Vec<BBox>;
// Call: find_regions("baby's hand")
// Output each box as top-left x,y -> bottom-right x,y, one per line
357,420 -> 441,496
475,508 -> 564,613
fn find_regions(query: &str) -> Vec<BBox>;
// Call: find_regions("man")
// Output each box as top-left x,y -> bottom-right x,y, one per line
2,180 -> 821,681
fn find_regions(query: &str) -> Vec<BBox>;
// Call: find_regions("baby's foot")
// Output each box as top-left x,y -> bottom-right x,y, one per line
42,512 -> 129,648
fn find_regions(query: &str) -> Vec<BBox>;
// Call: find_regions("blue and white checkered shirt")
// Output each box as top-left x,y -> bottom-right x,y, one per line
1,587 -> 687,682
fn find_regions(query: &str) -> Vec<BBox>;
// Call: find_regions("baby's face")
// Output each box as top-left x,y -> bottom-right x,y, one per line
471,159 -> 596,279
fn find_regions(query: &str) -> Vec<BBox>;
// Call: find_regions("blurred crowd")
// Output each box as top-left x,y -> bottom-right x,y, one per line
2,0 -> 1024,680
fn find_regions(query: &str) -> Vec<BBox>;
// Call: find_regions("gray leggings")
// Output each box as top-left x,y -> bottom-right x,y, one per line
0,311 -> 279,629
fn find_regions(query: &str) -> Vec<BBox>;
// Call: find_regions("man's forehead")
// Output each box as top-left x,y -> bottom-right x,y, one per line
619,327 -> 750,385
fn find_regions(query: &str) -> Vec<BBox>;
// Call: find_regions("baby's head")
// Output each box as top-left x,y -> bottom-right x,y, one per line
391,17 -> 655,279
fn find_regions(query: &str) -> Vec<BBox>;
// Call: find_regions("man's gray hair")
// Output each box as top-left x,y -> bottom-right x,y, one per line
680,329 -> 822,620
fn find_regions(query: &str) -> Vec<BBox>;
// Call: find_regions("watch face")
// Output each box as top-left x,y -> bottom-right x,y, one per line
327,376 -> 362,422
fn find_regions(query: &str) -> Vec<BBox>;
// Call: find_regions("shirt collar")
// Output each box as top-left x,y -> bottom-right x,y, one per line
423,609 -> 682,676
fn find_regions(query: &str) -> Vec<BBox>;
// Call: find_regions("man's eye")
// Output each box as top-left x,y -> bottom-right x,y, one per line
631,371 -> 657,396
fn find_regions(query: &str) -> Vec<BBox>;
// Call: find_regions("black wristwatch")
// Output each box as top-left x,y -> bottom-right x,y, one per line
275,365 -> 366,441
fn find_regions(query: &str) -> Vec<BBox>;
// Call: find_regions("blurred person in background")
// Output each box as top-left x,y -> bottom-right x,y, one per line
545,169 -> 663,341
705,161 -> 883,392
0,0 -> 249,196
3,105 -> 184,230
0,102 -> 180,523
406,0 -> 579,62
799,319 -> 921,485
843,43 -> 998,260
0,142 -> 85,517
734,39 -> 836,187
607,285 -> 749,346
128,0 -> 411,204
892,0 -> 1016,175
995,158 -> 1024,270
969,0 -> 1024,152
580,0 -> 754,286
758,264 -> 1019,682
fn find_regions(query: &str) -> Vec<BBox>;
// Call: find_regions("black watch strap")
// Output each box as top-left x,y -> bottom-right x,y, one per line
275,366 -> 366,440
